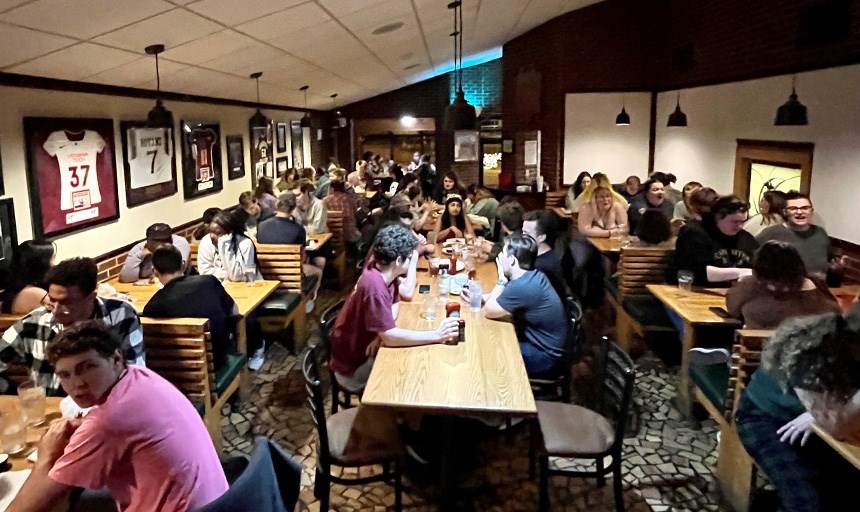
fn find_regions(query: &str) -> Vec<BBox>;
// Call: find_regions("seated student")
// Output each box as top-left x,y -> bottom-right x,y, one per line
253,176 -> 278,212
322,168 -> 361,244
0,258 -> 144,395
726,241 -> 840,329
144,245 -> 239,371
466,233 -> 566,376
617,175 -> 641,202
671,195 -> 759,287
757,191 -> 843,278
743,189 -> 786,237
197,215 -> 227,281
7,321 -> 227,512
432,194 -> 475,243
118,223 -> 190,283
649,171 -> 682,206
577,186 -> 629,238
627,179 -> 674,233
481,200 -> 525,261
735,312 -> 860,512
571,172 -> 629,213
0,240 -> 55,315
672,181 -> 702,222
466,185 -> 500,235
522,210 -> 567,300
565,171 -> 592,211
192,207 -> 221,241
257,192 -> 323,308
632,209 -> 674,247
210,211 -> 262,283
314,165 -> 331,199
329,224 -> 459,392
238,191 -> 274,231
433,171 -> 467,204
295,180 -> 328,235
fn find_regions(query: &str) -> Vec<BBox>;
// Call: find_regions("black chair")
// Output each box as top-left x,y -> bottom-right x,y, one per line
193,437 -> 302,512
530,337 -> 635,512
302,347 -> 404,512
319,300 -> 362,414
529,297 -> 584,402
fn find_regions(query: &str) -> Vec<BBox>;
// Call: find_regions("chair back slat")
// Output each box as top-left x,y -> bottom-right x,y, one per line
617,246 -> 674,298
327,211 -> 346,249
189,243 -> 199,271
545,191 -> 567,208
255,243 -> 304,292
728,329 -> 772,417
142,318 -> 215,405
595,338 -> 636,453
302,347 -> 331,466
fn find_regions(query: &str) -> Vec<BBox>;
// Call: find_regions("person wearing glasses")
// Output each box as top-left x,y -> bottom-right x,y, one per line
0,258 -> 144,395
671,195 -> 760,287
757,191 -> 844,279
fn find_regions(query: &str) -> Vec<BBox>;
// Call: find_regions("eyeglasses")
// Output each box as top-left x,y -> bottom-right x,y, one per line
41,293 -> 71,315
785,206 -> 813,214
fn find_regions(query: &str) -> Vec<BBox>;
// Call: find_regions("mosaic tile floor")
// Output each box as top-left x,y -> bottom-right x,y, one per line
219,294 -> 730,511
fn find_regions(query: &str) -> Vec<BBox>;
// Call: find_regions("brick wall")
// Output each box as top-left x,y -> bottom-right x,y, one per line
451,59 -> 503,117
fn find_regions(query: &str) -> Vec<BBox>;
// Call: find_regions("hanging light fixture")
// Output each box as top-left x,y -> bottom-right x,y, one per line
667,92 -> 688,127
615,99 -> 630,125
442,0 -> 476,131
249,71 -> 268,128
331,93 -> 347,128
299,85 -> 313,128
144,44 -> 173,128
775,75 -> 808,126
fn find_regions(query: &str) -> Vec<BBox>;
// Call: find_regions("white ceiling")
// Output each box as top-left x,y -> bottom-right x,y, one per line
0,0 -> 604,109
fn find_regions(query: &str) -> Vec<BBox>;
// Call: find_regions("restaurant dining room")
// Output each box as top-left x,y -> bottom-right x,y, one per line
2,0 -> 860,511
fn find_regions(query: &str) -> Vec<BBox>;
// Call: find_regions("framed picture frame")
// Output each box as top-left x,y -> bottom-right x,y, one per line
250,121 -> 273,187
0,198 -> 18,273
275,156 -> 289,178
226,135 -> 245,180
454,130 -> 479,162
502,139 -> 514,153
276,122 -> 287,153
290,121 -> 304,169
24,117 -> 120,239
180,120 -> 223,199
119,121 -> 177,208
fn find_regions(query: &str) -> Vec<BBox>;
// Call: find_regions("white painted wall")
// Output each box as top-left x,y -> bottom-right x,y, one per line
563,92 -> 651,184
0,85 -> 303,260
654,64 -> 860,242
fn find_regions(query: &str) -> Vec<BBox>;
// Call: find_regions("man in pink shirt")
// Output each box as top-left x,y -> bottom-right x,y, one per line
8,321 -> 227,512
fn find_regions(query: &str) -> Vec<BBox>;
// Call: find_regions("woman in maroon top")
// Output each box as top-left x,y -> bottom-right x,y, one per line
329,223 -> 458,391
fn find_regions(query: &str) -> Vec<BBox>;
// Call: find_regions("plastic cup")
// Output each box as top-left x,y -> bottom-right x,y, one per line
677,270 -> 694,294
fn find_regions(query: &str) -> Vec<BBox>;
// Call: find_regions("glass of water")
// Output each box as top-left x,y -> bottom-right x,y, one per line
1,410 -> 27,454
18,380 -> 46,426
677,270 -> 694,295
422,289 -> 437,322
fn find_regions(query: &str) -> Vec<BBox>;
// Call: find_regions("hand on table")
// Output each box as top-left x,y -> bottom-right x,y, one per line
435,317 -> 460,344
366,338 -> 383,357
37,418 -> 83,466
777,412 -> 814,446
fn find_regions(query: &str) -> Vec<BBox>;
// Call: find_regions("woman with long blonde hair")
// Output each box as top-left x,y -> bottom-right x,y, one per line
577,186 -> 628,237
570,172 -> 629,212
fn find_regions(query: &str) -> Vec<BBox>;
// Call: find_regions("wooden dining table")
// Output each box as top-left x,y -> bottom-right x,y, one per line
306,232 -> 332,252
812,424 -> 860,471
0,396 -> 63,471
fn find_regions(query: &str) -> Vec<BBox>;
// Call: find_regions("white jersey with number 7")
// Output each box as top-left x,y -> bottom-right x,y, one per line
43,130 -> 105,211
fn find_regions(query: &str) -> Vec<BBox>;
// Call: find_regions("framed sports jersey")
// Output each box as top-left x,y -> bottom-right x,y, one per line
23,117 -> 120,239
250,121 -> 274,187
120,121 -> 177,207
180,120 -> 223,199
226,135 -> 245,180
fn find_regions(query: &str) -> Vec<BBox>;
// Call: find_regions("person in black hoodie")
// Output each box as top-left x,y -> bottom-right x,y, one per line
671,195 -> 759,287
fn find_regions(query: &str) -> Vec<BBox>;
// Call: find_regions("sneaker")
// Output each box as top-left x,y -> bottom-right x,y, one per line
688,347 -> 731,367
248,346 -> 265,371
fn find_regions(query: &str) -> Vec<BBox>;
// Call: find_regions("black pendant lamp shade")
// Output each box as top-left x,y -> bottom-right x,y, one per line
667,93 -> 687,127
442,0 -> 477,131
331,94 -> 347,128
145,44 -> 173,129
249,72 -> 268,128
615,106 -> 630,126
299,85 -> 313,128
775,76 -> 808,126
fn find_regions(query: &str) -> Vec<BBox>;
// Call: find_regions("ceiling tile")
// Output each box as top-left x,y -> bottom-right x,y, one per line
7,42 -> 141,80
84,56 -> 188,88
201,43 -> 289,74
340,0 -> 413,33
162,29 -> 255,64
93,8 -> 221,52
235,3 -> 329,41
317,0 -> 389,17
186,0 -> 305,26
0,0 -> 31,13
0,22 -> 75,68
0,0 -> 174,39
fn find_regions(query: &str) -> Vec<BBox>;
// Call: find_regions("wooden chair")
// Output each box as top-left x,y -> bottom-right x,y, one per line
604,245 -> 676,352
326,210 -> 348,287
0,314 -> 29,389
545,191 -> 567,208
142,318 -> 246,452
255,243 -> 308,351
189,242 -> 199,271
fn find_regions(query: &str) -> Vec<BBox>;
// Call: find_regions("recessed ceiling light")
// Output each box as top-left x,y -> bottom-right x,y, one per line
372,21 -> 404,35
403,63 -> 420,70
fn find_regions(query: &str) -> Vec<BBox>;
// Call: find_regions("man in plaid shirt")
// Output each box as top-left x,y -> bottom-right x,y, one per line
0,258 -> 144,395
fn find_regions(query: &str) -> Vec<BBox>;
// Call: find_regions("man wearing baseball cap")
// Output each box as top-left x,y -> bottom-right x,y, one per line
118,223 -> 191,283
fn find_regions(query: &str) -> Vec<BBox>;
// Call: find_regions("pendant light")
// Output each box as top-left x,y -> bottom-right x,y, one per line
249,72 -> 268,128
442,0 -> 477,131
299,85 -> 313,128
667,92 -> 687,127
331,93 -> 347,128
145,44 -> 173,129
775,75 -> 808,126
615,105 -> 630,126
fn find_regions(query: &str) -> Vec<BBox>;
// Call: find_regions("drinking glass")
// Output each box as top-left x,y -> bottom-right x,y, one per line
1,410 -> 27,455
18,380 -> 46,426
429,258 -> 441,277
468,281 -> 483,312
677,270 -> 694,295
465,233 -> 474,246
244,265 -> 258,287
421,290 -> 437,322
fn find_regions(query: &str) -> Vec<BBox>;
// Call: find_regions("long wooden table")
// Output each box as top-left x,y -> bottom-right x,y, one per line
0,396 -> 63,471
812,424 -> 860,471
307,232 -> 332,252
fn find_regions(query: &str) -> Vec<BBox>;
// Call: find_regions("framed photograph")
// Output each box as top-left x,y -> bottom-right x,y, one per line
502,139 -> 514,153
119,121 -> 177,208
226,135 -> 245,180
250,121 -> 273,187
24,117 -> 120,239
0,198 -> 18,273
454,130 -> 479,162
276,122 -> 287,153
275,156 -> 289,178
290,121 -> 304,169
180,120 -> 223,199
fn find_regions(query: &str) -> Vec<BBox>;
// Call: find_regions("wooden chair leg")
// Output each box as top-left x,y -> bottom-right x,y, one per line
204,407 -> 224,453
596,457 -> 606,487
539,455 -> 550,512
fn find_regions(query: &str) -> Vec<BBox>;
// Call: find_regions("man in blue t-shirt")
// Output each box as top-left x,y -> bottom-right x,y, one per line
474,232 -> 567,376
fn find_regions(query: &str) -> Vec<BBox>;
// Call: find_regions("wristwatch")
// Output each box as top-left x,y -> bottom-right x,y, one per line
496,277 -> 508,286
